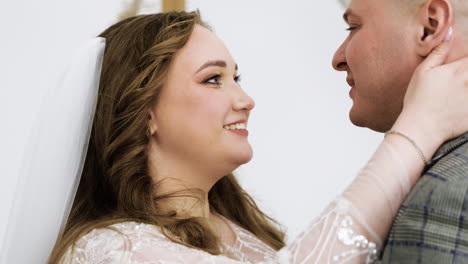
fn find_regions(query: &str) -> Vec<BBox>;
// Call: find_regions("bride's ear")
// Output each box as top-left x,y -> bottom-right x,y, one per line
147,110 -> 158,136
414,0 -> 452,57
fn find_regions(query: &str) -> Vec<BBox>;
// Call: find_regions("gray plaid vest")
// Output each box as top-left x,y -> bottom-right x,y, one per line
381,133 -> 468,263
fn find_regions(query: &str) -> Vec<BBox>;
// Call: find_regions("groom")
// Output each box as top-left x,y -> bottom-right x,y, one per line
332,0 -> 468,262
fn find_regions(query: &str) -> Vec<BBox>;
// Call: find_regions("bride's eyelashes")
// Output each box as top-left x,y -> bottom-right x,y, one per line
202,74 -> 242,87
203,74 -> 222,85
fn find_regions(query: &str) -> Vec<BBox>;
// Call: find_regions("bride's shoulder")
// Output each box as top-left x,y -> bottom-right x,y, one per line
61,221 -> 170,263
78,221 -> 164,244
84,221 -> 170,247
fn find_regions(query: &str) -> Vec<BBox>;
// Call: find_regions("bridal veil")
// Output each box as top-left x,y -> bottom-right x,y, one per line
1,38 -> 105,263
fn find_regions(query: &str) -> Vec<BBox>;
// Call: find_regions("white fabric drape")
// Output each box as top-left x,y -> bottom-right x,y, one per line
0,38 -> 105,264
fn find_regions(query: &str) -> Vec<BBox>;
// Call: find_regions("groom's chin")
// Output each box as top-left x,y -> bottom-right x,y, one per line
349,109 -> 391,133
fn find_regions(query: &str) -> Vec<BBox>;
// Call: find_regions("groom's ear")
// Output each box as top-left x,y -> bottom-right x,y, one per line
414,0 -> 452,57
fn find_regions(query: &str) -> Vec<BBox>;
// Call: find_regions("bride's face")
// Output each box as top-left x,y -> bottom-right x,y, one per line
148,25 -> 255,176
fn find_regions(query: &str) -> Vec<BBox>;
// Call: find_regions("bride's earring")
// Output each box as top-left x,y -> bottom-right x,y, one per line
147,110 -> 160,139
147,113 -> 157,138
147,127 -> 153,138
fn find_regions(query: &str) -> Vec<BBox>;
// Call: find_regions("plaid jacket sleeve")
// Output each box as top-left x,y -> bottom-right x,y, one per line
381,134 -> 468,264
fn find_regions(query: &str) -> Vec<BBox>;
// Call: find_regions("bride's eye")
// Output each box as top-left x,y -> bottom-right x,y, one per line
203,74 -> 222,85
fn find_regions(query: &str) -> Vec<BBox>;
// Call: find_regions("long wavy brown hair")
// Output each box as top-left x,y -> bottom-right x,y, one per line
48,10 -> 285,263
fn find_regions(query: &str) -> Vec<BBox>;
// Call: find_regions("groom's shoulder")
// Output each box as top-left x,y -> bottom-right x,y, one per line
428,137 -> 468,182
401,137 -> 468,205
381,137 -> 468,263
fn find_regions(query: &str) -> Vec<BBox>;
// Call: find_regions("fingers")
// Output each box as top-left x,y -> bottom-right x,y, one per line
443,54 -> 468,73
418,37 -> 452,72
419,26 -> 468,77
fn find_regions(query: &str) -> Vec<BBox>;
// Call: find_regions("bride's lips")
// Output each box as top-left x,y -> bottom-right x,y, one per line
230,129 -> 248,136
224,120 -> 249,137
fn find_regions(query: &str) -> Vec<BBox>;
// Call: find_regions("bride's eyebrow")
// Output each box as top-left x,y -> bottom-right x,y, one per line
195,61 -> 238,73
196,60 -> 226,73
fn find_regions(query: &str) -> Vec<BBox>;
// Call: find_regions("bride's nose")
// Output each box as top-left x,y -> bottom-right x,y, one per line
233,88 -> 255,112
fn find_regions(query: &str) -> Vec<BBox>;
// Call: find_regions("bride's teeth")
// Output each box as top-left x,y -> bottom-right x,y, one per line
224,123 -> 246,130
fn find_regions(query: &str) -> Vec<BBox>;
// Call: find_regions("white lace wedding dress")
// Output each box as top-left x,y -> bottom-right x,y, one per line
61,140 -> 415,264
61,198 -> 378,264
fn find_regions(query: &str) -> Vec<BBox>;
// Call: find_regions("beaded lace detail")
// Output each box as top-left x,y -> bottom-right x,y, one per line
61,197 -> 380,264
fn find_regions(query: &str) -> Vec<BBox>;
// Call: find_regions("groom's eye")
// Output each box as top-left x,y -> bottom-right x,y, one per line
346,26 -> 359,31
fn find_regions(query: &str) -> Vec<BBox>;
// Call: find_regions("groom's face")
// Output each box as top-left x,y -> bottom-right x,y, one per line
332,0 -> 421,132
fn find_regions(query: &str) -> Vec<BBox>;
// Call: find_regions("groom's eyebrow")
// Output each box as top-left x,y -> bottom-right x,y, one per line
343,8 -> 354,24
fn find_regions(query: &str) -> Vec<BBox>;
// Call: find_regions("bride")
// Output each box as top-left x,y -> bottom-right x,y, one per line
45,10 -> 468,264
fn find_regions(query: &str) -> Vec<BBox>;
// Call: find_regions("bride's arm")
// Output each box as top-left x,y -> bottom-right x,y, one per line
279,130 -> 439,264
280,35 -> 468,263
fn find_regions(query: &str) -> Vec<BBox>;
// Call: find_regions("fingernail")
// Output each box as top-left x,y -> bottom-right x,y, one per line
444,27 -> 453,42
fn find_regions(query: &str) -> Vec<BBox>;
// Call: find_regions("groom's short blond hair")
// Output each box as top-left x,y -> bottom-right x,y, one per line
395,0 -> 468,35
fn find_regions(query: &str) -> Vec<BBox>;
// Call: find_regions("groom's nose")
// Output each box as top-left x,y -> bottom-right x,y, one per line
332,40 -> 348,72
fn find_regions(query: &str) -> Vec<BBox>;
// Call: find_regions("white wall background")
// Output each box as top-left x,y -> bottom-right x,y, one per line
0,0 -> 381,254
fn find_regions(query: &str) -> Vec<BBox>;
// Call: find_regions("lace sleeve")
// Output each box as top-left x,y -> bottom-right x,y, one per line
277,197 -> 380,264
277,138 -> 422,264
